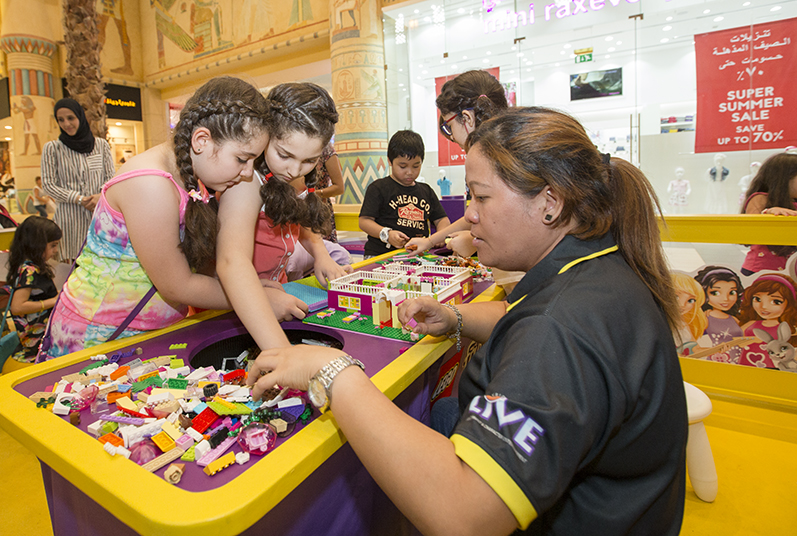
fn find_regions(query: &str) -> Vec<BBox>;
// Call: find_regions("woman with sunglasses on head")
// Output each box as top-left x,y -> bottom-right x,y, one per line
405,70 -> 508,257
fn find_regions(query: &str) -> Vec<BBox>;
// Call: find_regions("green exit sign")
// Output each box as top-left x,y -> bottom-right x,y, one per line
575,53 -> 593,64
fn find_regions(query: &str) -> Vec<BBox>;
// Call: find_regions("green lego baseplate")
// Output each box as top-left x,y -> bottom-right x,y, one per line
302,309 -> 424,343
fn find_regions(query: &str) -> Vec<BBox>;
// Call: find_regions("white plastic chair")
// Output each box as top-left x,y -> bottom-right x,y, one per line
683,381 -> 718,502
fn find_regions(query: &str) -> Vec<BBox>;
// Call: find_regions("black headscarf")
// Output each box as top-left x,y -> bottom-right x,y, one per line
54,98 -> 95,154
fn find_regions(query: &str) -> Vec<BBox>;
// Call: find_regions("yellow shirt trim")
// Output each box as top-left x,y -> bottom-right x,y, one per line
558,245 -> 618,275
451,434 -> 538,529
505,245 -> 618,313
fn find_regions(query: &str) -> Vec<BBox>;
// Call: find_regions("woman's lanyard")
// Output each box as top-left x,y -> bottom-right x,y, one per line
506,245 -> 619,313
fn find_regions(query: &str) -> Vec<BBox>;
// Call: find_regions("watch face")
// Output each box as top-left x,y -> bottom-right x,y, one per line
308,378 -> 327,408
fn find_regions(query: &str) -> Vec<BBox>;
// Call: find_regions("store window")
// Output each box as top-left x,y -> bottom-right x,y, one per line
382,0 -> 797,216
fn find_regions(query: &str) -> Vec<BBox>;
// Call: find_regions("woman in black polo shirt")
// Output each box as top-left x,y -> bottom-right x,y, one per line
248,107 -> 688,536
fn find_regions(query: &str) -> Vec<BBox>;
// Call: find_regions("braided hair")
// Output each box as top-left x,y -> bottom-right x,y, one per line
260,83 -> 339,235
172,76 -> 268,273
436,70 -> 508,128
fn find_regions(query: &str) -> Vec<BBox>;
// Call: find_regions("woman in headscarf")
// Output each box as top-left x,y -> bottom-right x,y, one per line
41,98 -> 115,262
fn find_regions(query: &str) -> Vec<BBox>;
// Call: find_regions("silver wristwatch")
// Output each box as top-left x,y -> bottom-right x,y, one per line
379,226 -> 391,244
307,354 -> 365,413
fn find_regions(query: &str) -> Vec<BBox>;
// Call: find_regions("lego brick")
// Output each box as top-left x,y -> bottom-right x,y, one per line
203,451 -> 236,476
151,431 -> 176,452
142,447 -> 185,473
98,433 -> 124,447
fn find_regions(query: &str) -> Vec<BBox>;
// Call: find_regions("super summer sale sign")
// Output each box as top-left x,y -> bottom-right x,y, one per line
694,18 -> 796,153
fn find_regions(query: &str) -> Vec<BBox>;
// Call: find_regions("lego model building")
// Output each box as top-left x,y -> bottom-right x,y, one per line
326,262 -> 474,329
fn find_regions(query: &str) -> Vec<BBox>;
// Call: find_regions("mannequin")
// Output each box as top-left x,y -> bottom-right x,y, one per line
705,153 -> 730,214
667,167 -> 690,214
437,168 -> 452,197
738,161 -> 761,207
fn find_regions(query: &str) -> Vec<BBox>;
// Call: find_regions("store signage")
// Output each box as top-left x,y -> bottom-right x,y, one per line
484,0 -> 640,34
105,84 -> 142,121
694,18 -> 796,153
574,47 -> 593,63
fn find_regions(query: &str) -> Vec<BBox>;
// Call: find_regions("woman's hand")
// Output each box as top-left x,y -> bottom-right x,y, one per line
81,193 -> 100,212
405,236 -> 433,255
397,296 -> 457,337
264,287 -> 308,321
247,345 -> 344,400
313,256 -> 352,287
446,230 -> 477,257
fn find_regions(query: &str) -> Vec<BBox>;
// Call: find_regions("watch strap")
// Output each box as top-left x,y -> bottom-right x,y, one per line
312,354 -> 365,411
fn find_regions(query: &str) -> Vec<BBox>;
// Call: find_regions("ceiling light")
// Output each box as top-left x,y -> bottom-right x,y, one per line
666,16 -> 673,21
714,16 -> 724,22
663,25 -> 672,31
608,47 -> 615,52
661,38 -> 669,43
563,43 -> 571,48
771,6 -> 782,11
605,35 -> 614,41
115,122 -> 122,126
703,9 -> 710,14
3,126 -> 11,130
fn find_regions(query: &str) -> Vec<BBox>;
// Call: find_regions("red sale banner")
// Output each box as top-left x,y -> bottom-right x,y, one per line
694,18 -> 797,153
436,67 -> 500,166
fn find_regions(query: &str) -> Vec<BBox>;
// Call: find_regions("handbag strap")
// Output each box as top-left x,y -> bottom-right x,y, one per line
2,286 -> 15,333
108,286 -> 158,341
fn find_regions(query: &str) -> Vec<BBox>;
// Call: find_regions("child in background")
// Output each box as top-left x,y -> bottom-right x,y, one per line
741,149 -> 797,275
217,83 -> 350,352
6,216 -> 61,363
359,130 -> 450,258
41,76 -> 271,360
737,273 -> 797,368
32,176 -> 53,218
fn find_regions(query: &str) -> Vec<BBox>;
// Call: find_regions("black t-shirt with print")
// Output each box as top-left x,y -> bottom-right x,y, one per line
359,177 -> 448,256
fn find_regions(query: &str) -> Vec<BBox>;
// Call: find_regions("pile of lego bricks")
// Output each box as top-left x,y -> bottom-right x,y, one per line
27,345 -> 312,486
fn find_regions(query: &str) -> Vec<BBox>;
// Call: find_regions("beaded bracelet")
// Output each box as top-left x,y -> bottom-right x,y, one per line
442,303 -> 462,351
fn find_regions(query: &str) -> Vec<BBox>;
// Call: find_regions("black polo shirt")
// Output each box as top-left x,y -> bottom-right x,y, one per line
451,233 -> 687,535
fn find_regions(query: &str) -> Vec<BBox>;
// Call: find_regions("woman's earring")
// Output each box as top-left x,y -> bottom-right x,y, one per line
544,214 -> 553,222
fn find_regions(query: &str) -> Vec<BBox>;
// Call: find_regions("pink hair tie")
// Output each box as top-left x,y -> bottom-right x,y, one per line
756,274 -> 797,302
478,94 -> 487,99
188,179 -> 210,204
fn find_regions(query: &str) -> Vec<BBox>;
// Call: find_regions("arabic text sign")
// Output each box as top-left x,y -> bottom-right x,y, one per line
694,17 -> 797,153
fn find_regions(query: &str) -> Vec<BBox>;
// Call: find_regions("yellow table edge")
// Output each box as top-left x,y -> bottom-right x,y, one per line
0,256 -> 504,536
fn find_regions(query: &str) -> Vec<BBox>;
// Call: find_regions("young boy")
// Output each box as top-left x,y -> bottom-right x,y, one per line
359,130 -> 450,258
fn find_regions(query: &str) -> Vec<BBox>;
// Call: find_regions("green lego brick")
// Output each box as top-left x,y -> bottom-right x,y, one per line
206,401 -> 252,415
131,376 -> 161,393
181,444 -> 196,462
79,360 -> 107,374
303,310 -> 424,343
169,343 -> 187,350
167,378 -> 189,390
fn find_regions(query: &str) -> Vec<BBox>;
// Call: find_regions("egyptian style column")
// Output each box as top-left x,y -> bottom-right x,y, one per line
0,0 -> 58,212
329,0 -> 388,203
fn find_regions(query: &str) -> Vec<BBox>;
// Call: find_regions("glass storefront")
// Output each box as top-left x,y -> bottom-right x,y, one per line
382,0 -> 797,216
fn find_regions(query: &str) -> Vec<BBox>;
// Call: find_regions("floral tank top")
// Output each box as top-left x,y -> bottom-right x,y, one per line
58,169 -> 190,330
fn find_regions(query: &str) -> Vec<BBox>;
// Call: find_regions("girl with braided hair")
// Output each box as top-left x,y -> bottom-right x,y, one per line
40,77 -> 270,360
217,82 -> 350,349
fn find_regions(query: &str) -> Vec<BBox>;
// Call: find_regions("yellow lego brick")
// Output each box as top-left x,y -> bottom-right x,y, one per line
151,431 -> 176,453
137,370 -> 160,382
149,388 -> 187,399
161,421 -> 183,442
115,396 -> 138,412
170,358 -> 185,368
211,395 -> 237,410
203,452 -> 236,476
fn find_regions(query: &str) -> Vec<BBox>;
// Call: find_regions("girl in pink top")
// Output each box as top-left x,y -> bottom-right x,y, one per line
741,150 -> 797,275
217,83 -> 350,344
43,77 -> 272,358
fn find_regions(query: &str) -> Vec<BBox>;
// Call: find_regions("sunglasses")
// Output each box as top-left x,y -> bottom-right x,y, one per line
439,108 -> 473,140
